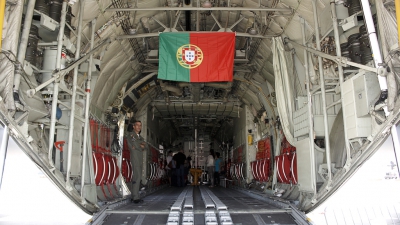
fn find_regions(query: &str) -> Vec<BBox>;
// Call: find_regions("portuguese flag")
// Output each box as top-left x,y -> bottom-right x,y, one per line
157,32 -> 235,82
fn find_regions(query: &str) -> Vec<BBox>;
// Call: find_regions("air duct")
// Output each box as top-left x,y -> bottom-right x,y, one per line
359,25 -> 373,65
238,17 -> 254,49
204,82 -> 232,89
252,73 -> 266,84
140,17 -> 155,49
49,0 -> 63,23
192,83 -> 201,102
204,82 -> 233,102
42,48 -> 67,91
160,81 -> 183,96
64,6 -> 72,38
177,82 -> 191,88
25,25 -> 40,66
35,0 -> 49,15
348,32 -> 361,64
345,0 -> 361,16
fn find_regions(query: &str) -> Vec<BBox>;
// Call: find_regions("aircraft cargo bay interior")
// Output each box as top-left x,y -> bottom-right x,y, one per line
0,0 -> 400,224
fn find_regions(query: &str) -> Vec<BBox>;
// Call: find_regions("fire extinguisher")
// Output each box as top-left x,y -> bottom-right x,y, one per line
248,129 -> 253,145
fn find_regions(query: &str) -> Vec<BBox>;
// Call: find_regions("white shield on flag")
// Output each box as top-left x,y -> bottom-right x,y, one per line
184,50 -> 195,62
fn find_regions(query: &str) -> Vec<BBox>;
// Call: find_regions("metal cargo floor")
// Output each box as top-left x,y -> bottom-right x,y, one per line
100,185 -> 303,225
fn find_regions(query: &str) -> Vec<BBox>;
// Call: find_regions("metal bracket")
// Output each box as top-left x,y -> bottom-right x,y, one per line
339,14 -> 358,31
377,64 -> 389,77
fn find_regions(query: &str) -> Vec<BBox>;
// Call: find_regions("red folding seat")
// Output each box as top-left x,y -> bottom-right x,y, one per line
93,152 -> 105,186
276,155 -> 288,183
251,161 -> 257,181
255,160 -> 261,181
289,151 -> 297,184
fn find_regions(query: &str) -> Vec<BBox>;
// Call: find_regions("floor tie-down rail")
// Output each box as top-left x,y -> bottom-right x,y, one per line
91,185 -> 310,225
167,186 -> 233,225
167,186 -> 194,225
200,186 -> 233,225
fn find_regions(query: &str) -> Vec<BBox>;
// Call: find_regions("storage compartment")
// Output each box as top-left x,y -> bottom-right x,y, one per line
342,71 -> 380,139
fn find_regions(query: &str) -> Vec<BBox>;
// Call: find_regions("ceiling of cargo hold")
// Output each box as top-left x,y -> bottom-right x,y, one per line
35,0 -> 301,145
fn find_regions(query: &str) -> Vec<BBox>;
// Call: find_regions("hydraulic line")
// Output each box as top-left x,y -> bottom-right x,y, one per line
13,0 -> 35,92
300,17 -> 317,194
48,0 -> 67,168
66,0 -> 85,185
81,18 -> 97,197
312,0 -> 332,183
330,2 -> 352,167
360,0 -> 388,93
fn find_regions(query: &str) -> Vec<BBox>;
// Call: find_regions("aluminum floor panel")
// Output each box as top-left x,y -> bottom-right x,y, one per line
101,186 -> 300,225
230,213 -> 298,225
206,187 -> 277,211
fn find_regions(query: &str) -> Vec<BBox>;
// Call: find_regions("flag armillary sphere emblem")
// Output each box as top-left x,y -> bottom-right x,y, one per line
176,44 -> 203,69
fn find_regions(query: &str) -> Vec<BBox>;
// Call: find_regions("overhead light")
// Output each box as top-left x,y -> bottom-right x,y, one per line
248,28 -> 258,35
203,0 -> 212,8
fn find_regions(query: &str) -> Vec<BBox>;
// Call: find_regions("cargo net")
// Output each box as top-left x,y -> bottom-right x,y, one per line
121,137 -> 133,183
251,137 -> 272,183
147,146 -> 164,186
90,119 -> 121,200
228,144 -> 246,183
275,137 -> 297,185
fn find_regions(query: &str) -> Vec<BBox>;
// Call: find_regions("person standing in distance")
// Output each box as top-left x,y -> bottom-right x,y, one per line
173,149 -> 186,187
214,152 -> 222,186
127,120 -> 148,203
165,150 -> 173,186
206,149 -> 215,187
